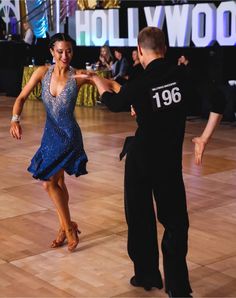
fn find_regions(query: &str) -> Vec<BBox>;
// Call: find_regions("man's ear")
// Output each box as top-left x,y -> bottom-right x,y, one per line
50,48 -> 54,57
138,44 -> 143,56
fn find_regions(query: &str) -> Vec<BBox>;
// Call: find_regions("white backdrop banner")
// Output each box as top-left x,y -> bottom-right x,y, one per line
75,1 -> 236,47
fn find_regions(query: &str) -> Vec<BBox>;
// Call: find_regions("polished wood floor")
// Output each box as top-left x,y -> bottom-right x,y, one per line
0,96 -> 236,297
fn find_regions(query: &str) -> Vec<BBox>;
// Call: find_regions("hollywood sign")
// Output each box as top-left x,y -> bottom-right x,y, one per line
75,1 -> 236,47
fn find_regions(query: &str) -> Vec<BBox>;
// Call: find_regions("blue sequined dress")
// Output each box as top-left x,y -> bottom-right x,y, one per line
28,65 -> 88,180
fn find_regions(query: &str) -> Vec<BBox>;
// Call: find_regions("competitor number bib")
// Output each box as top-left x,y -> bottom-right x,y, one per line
150,82 -> 182,112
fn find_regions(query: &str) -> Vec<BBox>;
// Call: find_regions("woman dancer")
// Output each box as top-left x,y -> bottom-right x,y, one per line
10,33 -> 88,252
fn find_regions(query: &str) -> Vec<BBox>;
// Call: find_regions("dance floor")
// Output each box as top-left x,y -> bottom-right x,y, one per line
1,96 -> 236,297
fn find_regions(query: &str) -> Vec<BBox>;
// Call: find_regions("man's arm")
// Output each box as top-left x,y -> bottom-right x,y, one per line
92,75 -> 121,95
92,75 -> 134,112
181,61 -> 226,165
192,112 -> 222,165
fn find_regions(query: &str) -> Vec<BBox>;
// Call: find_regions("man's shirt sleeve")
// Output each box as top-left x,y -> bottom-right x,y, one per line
101,81 -> 136,112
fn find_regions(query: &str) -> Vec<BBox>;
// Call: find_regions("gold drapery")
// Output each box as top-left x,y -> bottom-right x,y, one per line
22,67 -> 42,100
77,0 -> 120,10
102,0 -> 120,9
19,0 -> 27,35
77,70 -> 111,106
77,0 -> 95,10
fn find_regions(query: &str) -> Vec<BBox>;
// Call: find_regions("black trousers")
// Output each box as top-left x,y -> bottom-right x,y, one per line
124,149 -> 192,293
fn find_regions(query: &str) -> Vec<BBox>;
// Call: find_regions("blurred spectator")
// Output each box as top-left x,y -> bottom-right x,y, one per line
97,45 -> 113,70
22,21 -> 34,45
0,16 -> 6,39
131,49 -> 140,66
112,47 -> 129,84
126,49 -> 143,81
178,55 -> 189,66
177,55 -> 202,116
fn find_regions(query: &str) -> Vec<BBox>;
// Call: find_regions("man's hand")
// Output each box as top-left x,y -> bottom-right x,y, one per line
192,136 -> 207,165
10,122 -> 22,140
192,112 -> 222,165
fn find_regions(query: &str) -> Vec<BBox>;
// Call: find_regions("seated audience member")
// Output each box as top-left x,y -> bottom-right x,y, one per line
112,47 -> 129,84
131,49 -> 140,66
126,49 -> 143,81
97,45 -> 113,70
22,21 -> 34,45
178,55 -> 189,66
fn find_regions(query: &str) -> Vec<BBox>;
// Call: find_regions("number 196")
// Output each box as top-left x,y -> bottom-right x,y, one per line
153,87 -> 181,108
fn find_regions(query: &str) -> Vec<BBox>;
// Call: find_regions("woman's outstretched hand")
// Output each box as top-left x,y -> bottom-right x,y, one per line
10,122 -> 22,140
73,71 -> 121,94
73,70 -> 96,79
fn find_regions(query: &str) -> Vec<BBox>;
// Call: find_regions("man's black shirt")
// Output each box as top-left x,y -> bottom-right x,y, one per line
102,58 -> 225,166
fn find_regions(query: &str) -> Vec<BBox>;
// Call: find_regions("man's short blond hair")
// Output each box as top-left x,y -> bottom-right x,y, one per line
138,27 -> 166,53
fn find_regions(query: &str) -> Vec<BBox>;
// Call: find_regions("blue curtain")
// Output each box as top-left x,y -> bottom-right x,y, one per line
26,0 -> 48,38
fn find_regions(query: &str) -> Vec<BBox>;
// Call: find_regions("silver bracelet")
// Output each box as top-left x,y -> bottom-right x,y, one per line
11,114 -> 21,122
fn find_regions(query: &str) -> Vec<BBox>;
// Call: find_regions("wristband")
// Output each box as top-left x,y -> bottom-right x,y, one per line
11,114 -> 21,122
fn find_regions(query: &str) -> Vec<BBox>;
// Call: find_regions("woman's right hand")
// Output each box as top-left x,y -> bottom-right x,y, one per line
99,56 -> 105,63
10,122 -> 22,139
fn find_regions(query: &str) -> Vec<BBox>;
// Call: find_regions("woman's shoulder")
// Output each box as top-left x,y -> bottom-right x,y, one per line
26,65 -> 50,84
34,65 -> 51,80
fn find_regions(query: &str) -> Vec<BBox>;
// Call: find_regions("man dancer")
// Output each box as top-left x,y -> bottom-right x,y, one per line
79,27 -> 225,297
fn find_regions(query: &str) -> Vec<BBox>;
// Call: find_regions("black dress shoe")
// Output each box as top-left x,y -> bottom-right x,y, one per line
168,290 -> 193,297
130,275 -> 163,291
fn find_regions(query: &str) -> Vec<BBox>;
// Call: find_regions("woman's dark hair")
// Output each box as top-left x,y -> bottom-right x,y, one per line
49,33 -> 76,49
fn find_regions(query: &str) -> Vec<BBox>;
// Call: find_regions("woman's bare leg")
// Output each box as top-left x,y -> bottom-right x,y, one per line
58,174 -> 69,204
43,169 -> 71,231
55,173 -> 69,230
42,169 -> 79,249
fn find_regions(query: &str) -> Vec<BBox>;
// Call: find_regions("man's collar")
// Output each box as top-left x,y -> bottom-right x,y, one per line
145,58 -> 165,71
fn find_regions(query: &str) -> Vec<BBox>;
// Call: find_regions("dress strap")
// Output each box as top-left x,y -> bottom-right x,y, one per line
69,66 -> 76,75
42,64 -> 54,84
68,66 -> 78,88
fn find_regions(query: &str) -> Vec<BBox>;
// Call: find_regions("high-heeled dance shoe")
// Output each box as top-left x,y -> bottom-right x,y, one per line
51,221 -> 79,248
51,227 -> 66,248
65,222 -> 81,252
